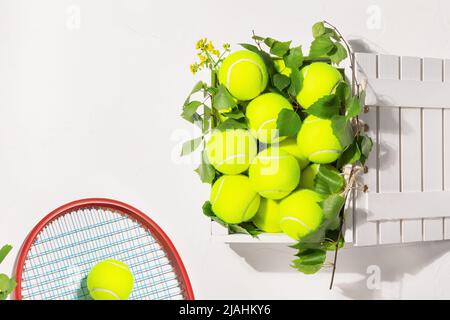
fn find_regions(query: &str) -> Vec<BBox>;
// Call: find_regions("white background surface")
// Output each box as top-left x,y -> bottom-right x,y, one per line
2,0 -> 450,299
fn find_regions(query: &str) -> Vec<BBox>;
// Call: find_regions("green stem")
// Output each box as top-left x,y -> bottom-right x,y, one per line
210,70 -> 219,129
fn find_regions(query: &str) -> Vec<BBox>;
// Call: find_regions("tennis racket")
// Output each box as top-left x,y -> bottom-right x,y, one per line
13,198 -> 194,300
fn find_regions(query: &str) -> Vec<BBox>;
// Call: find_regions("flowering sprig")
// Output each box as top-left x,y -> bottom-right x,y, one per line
190,38 -> 231,74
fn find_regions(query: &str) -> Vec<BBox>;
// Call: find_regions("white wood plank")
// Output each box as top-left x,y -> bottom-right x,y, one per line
343,179 -> 354,243
400,56 -> 423,242
377,54 -> 401,244
364,79 -> 450,108
366,191 -> 450,220
422,57 -> 444,241
445,59 -> 450,239
354,53 -> 378,246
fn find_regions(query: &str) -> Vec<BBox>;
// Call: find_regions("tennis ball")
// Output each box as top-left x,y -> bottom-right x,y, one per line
279,190 -> 323,240
299,164 -> 342,190
296,62 -> 343,109
252,198 -> 282,233
278,137 -> 309,170
297,115 -> 347,164
206,129 -> 257,175
219,50 -> 268,101
274,59 -> 292,77
249,147 -> 300,200
246,93 -> 293,144
210,175 -> 260,224
87,259 -> 134,300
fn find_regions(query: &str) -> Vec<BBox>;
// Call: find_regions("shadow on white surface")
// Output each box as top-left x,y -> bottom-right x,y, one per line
230,240 -> 450,299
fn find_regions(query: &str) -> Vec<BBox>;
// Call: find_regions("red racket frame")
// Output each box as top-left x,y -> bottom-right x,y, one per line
13,198 -> 194,300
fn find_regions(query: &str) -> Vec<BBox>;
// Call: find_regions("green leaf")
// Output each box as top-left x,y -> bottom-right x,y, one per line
180,137 -> 202,156
202,201 -> 216,218
305,94 -> 340,118
312,21 -> 326,38
334,81 -> 350,103
0,245 -> 12,264
228,222 -> 261,238
273,73 -> 291,91
213,85 -> 237,111
195,150 -> 216,184
252,35 -> 265,41
329,42 -> 348,65
8,277 -> 16,293
190,81 -> 206,95
202,201 -> 227,228
239,43 -> 259,53
288,68 -> 302,96
0,274 -> 15,299
345,96 -> 362,119
181,101 -> 203,122
263,37 -> 276,48
324,27 -> 341,41
276,109 -> 302,137
331,115 -> 353,148
337,141 -> 361,168
359,135 -> 373,164
216,118 -> 248,131
292,249 -> 326,274
321,194 -> 345,222
0,274 -> 10,292
309,36 -> 335,58
270,40 -> 292,57
323,229 -> 345,250
284,46 -> 303,69
293,222 -> 329,246
314,165 -> 345,195
202,201 -> 261,237
220,109 -> 245,120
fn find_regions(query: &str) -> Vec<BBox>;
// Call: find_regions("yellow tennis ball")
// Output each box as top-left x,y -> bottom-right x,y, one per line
274,59 -> 292,77
246,93 -> 293,144
219,50 -> 268,101
249,147 -> 300,200
299,164 -> 342,190
278,137 -> 309,170
87,259 -> 134,300
296,62 -> 343,109
210,175 -> 261,224
252,198 -> 282,233
297,115 -> 346,164
279,190 -> 323,240
206,129 -> 257,175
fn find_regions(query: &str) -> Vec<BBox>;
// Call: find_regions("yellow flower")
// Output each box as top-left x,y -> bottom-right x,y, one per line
190,63 -> 199,74
196,38 -> 208,50
223,43 -> 231,51
207,41 -> 215,52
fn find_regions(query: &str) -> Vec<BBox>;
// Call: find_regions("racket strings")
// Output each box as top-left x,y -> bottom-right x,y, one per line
20,208 -> 184,300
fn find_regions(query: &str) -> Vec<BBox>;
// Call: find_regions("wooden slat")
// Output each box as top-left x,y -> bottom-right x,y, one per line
422,58 -> 444,241
364,79 -> 450,108
354,53 -> 378,246
377,54 -> 401,244
400,56 -> 423,242
343,181 -> 354,243
366,191 -> 450,220
445,59 -> 450,239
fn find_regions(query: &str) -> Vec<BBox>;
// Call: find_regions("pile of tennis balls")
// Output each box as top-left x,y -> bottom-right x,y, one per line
207,50 -> 348,241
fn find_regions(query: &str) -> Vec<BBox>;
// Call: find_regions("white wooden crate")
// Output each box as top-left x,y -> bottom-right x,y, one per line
212,52 -> 450,246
